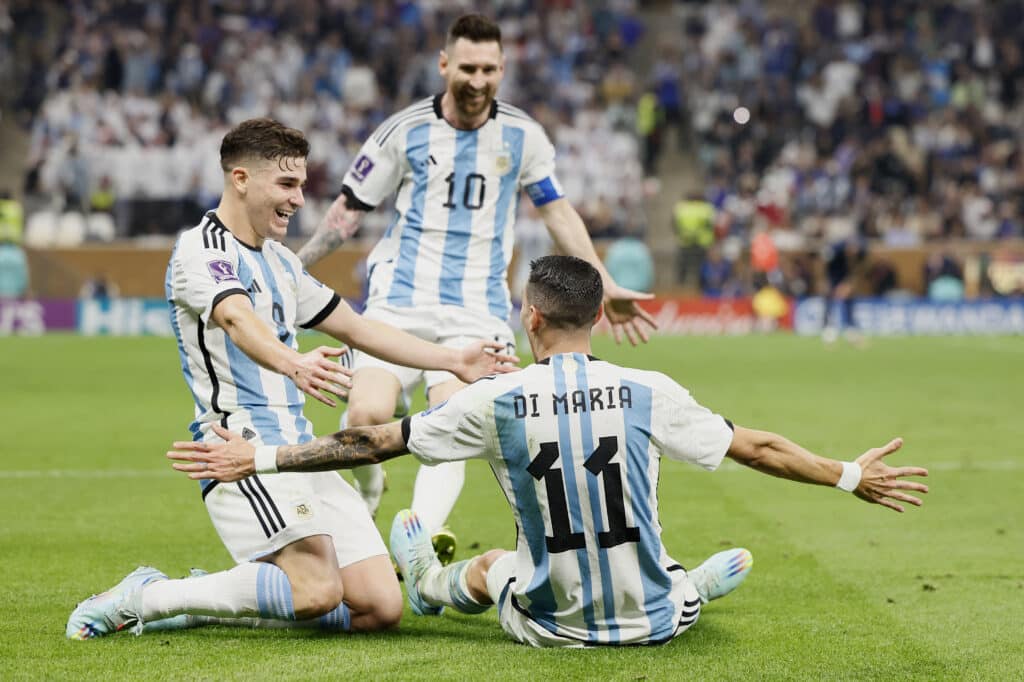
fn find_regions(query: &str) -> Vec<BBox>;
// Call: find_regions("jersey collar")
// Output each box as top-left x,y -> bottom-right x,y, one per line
536,354 -> 600,365
432,93 -> 499,128
206,211 -> 262,252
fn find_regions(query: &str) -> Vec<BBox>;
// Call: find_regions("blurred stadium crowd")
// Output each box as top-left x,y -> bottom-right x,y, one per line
6,0 -> 646,245
1,0 -> 1022,301
668,0 -> 1024,296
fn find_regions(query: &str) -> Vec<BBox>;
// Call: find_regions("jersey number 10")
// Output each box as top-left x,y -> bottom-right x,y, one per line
442,172 -> 486,210
528,436 -> 641,554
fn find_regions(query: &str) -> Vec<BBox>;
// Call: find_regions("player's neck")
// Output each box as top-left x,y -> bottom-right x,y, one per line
215,198 -> 263,248
440,91 -> 491,130
530,331 -> 593,364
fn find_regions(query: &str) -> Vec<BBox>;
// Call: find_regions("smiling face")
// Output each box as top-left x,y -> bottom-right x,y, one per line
440,38 -> 504,124
232,156 -> 306,243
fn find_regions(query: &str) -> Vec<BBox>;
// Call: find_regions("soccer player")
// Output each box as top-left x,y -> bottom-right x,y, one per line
295,14 -> 656,559
65,118 -> 516,640
169,255 -> 929,648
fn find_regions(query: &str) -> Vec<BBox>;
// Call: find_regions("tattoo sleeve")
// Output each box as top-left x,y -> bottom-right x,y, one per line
276,425 -> 407,472
297,227 -> 345,268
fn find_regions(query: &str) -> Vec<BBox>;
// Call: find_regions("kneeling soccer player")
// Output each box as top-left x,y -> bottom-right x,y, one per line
169,255 -> 929,647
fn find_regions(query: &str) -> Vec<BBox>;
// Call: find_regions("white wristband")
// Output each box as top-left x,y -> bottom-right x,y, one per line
835,461 -> 862,493
254,446 -> 279,474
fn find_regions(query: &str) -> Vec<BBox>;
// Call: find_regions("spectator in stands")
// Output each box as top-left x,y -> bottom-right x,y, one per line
699,244 -> 734,298
79,273 -> 119,300
0,192 -> 28,299
924,252 -> 965,302
674,190 -> 716,288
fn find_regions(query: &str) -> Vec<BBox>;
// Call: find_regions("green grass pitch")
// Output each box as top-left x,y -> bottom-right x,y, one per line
1,333 -> 1022,680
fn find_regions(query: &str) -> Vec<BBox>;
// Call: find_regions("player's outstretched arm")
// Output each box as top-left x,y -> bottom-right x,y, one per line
537,198 -> 657,345
296,192 -> 365,268
168,423 -> 408,482
211,293 -> 352,407
312,298 -> 519,381
726,426 -> 929,513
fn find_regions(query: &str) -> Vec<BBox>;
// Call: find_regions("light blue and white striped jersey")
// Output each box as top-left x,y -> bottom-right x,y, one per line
342,95 -> 564,322
405,353 -> 734,646
166,211 -> 340,446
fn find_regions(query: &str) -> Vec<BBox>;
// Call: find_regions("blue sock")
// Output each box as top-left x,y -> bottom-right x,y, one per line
445,560 -> 490,614
255,563 -> 296,620
317,603 -> 352,632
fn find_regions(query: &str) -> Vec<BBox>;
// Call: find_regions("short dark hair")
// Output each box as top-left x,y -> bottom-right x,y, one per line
527,256 -> 603,330
447,14 -> 502,49
220,118 -> 309,172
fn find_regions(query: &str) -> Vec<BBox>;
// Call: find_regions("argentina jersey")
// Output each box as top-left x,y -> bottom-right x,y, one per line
405,354 -> 735,646
165,211 -> 340,446
341,95 -> 564,322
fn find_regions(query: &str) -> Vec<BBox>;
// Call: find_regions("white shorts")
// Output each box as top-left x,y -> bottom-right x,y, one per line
485,553 -> 702,648
204,469 -> 387,567
351,304 -> 516,411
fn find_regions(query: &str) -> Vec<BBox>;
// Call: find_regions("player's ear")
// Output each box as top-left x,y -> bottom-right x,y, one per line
527,305 -> 544,333
438,49 -> 448,76
593,305 -> 603,326
230,167 -> 249,195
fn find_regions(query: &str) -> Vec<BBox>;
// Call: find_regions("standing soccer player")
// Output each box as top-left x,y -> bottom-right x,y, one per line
66,118 -> 514,640
296,14 -> 656,560
171,256 -> 929,648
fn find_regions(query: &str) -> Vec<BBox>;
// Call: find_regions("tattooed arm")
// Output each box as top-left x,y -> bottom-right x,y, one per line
167,422 -> 409,482
277,423 -> 407,472
296,190 -> 366,268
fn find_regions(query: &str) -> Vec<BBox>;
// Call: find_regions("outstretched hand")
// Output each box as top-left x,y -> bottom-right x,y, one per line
167,424 -> 257,482
853,438 -> 929,512
454,340 -> 521,383
602,281 -> 657,346
292,345 -> 353,408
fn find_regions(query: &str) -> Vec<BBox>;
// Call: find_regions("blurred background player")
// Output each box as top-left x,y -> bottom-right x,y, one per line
66,118 -> 514,640
295,14 -> 656,563
822,237 -> 867,344
170,255 -> 929,648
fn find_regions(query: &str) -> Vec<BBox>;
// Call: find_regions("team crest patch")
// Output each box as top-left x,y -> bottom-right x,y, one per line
351,154 -> 375,182
207,259 -> 239,283
494,152 -> 512,175
295,503 -> 313,519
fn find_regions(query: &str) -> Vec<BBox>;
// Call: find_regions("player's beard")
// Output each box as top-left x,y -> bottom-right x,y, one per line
454,83 -> 494,119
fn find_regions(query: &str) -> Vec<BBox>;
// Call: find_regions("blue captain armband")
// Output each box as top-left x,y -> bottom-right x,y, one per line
524,177 -> 564,206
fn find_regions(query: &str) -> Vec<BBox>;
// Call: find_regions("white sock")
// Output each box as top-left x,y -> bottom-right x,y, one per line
141,562 -> 295,621
417,559 -> 490,614
410,460 -> 465,533
352,464 -> 385,516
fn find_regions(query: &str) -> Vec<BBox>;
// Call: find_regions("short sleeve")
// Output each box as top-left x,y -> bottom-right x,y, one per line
650,377 -> 734,471
293,257 -> 340,328
172,233 -> 249,323
519,123 -> 565,207
340,126 -> 405,210
406,384 -> 492,464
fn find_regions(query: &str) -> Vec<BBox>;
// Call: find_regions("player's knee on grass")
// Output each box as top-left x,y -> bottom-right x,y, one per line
338,556 -> 403,631
289,569 -> 345,620
363,589 -> 403,631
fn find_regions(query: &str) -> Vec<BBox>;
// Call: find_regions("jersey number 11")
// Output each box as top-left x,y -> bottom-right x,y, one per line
528,436 -> 641,554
